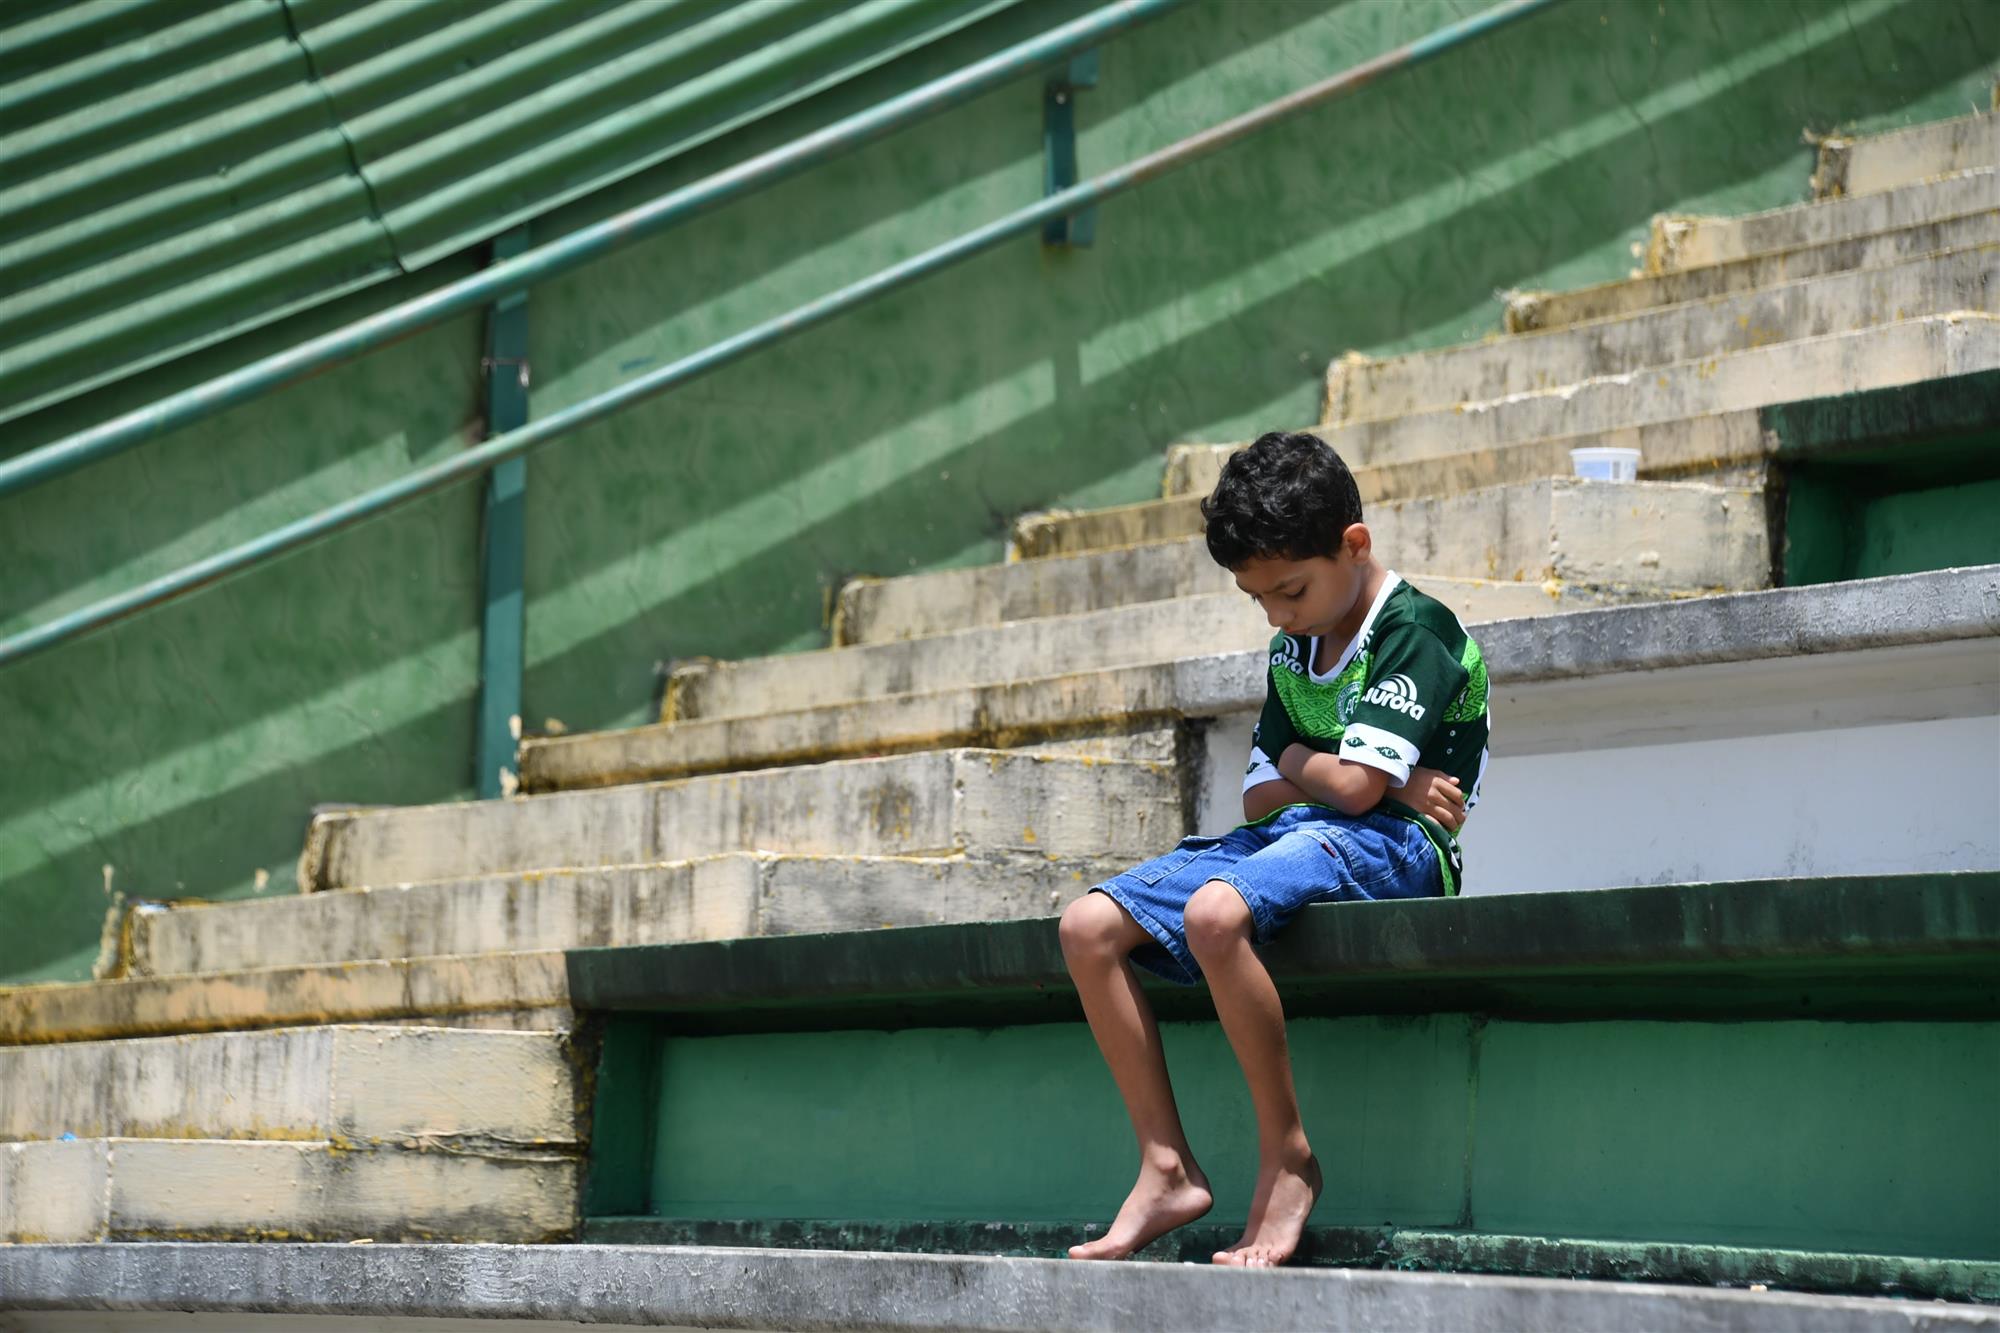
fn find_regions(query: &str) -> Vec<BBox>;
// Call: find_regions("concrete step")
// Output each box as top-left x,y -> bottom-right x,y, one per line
836,542 -> 1590,651
0,951 -> 574,1046
0,1025 -> 574,1146
126,852 -> 1126,978
1165,365 -> 2000,501
10,1243 -> 1996,1331
1328,245 -> 1997,422
0,1135 -> 576,1243
1317,313 -> 1996,474
300,749 -> 1183,894
568,874 -> 2000,1297
1651,168 -> 1995,272
669,593 -> 1270,724
1508,205 -> 2000,332
1814,110 -> 1998,199
1015,478 -> 1770,593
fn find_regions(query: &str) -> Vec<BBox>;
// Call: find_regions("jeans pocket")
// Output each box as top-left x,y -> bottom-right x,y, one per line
1130,834 -> 1223,886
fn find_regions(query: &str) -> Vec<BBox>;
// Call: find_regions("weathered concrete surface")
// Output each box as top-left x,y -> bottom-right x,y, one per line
1509,205 -> 2000,331
1323,313 -> 1998,471
1335,244 -> 1998,421
1815,111 -> 1998,199
1166,410 -> 1771,503
668,593 -> 1272,724
0,1027 -> 574,1146
300,750 -> 1181,893
127,853 -> 1126,978
0,1140 -> 576,1243
835,535 -> 1236,645
0,952 -> 571,1047
1652,170 -> 1996,272
3,1244 -> 1996,1332
1017,478 -> 1771,592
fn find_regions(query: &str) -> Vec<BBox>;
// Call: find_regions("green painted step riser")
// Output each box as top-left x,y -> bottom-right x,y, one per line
612,1016 -> 1997,1264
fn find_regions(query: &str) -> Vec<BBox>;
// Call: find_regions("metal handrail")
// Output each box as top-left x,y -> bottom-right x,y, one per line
0,0 -> 1187,500
0,0 -> 1561,668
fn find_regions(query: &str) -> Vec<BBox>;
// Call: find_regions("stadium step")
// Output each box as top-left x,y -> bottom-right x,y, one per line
0,1026 -> 577,1243
668,592 -> 1272,723
0,1025 -> 573,1146
1013,477 -> 1771,594
1813,109 -> 1999,199
0,1135 -> 575,1243
6,1242 -> 1991,1330
299,749 -> 1183,894
124,851 -> 1126,979
564,873 -> 2000,1300
1328,244 -> 1996,422
1651,168 -> 1995,272
0,951 -> 573,1046
1317,313 -> 1996,473
836,543 -> 1587,649
1508,199 -> 1999,332
1165,365 -> 2000,502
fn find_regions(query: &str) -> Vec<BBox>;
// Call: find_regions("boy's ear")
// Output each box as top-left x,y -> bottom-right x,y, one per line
1341,522 -> 1372,559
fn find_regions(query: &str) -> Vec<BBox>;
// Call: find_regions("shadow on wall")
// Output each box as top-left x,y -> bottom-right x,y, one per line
1,0 -> 1995,983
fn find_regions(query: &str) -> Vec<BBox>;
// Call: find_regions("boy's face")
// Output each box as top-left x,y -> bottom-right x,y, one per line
1231,526 -> 1370,639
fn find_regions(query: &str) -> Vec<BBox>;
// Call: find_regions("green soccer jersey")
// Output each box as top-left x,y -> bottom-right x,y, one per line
1243,572 -> 1491,894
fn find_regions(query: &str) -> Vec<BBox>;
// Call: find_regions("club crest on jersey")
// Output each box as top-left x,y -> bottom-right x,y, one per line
1363,673 -> 1425,720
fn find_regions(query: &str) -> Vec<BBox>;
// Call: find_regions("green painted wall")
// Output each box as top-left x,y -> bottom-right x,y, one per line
4,0 -> 1996,984
628,1016 -> 2000,1261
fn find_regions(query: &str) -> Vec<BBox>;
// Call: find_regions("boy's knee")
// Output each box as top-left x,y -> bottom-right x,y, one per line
1184,880 -> 1252,959
1059,892 -> 1129,959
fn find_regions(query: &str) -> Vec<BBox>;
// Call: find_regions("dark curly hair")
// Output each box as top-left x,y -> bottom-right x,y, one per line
1201,431 -> 1364,569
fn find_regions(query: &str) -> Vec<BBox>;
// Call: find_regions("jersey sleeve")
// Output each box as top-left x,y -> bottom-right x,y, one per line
1242,670 -> 1299,793
1337,625 -> 1467,787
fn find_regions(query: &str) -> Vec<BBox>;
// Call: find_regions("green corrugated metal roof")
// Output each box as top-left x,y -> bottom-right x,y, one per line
0,0 -> 1021,429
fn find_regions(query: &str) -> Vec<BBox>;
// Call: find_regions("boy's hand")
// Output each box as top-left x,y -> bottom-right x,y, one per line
1403,767 -> 1466,833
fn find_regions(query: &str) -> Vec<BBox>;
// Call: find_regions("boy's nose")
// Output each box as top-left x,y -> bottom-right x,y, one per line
1265,606 -> 1289,630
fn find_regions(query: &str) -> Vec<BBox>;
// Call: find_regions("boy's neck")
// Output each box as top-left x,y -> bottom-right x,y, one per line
1319,558 -> 1389,656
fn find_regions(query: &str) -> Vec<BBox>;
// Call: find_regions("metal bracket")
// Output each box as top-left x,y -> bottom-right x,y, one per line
1042,50 -> 1099,248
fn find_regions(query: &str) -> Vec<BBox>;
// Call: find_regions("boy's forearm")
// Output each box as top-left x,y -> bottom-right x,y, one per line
1242,777 -> 1313,822
1276,743 -> 1389,816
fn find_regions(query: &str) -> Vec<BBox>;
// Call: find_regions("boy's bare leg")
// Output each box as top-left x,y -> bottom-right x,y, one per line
1059,892 -> 1213,1260
1184,880 -> 1322,1268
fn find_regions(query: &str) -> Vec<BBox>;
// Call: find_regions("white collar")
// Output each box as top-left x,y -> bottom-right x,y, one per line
1307,570 -> 1400,683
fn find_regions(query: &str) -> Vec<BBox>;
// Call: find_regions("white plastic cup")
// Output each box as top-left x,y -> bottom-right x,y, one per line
1569,446 -> 1640,482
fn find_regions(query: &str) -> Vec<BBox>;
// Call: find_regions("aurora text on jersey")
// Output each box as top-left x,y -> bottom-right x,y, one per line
1242,572 -> 1491,894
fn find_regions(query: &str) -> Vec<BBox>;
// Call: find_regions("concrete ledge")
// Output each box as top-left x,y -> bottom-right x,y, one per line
1321,315 -> 1998,471
126,853 -> 1129,979
1167,367 -> 2000,501
299,750 -> 1182,893
0,1140 -> 576,1244
1339,245 -> 1997,421
1014,479 -> 1771,593
1652,170 -> 1996,272
520,567 -> 1997,795
2,1243 -> 1994,1331
0,1026 -> 574,1145
1816,112 -> 1998,199
1509,206 -> 2000,331
0,951 -> 570,1047
581,1219 -> 2000,1305
568,873 -> 2000,1029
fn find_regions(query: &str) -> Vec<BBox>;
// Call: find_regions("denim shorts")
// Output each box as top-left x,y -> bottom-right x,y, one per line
1093,804 -> 1443,986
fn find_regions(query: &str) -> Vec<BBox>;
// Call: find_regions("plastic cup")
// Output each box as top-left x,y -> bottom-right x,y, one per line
1569,446 -> 1640,482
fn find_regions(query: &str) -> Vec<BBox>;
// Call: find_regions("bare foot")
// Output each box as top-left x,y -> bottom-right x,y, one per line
1068,1154 -> 1213,1260
1212,1151 -> 1321,1267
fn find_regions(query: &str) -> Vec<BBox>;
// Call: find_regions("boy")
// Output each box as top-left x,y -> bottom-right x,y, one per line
1059,430 -> 1489,1267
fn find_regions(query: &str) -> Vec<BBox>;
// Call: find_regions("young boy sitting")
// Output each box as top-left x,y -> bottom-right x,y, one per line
1060,430 -> 1489,1267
